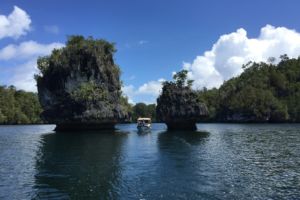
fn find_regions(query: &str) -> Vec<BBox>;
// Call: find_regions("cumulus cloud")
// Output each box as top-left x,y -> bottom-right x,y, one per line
0,41 -> 64,60
1,41 -> 64,91
122,79 -> 165,104
0,6 -> 31,39
137,79 -> 165,95
122,85 -> 135,104
8,59 -> 38,91
183,25 -> 300,89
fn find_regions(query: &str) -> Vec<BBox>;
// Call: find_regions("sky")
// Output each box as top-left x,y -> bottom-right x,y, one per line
1,0 -> 300,104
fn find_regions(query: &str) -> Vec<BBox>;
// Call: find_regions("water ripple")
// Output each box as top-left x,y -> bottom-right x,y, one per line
0,124 -> 299,199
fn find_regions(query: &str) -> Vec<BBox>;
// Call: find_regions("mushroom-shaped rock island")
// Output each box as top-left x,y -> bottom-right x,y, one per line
156,70 -> 209,130
36,36 -> 129,131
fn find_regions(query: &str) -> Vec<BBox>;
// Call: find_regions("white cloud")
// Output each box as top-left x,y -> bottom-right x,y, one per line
122,85 -> 135,104
183,25 -> 300,89
0,6 -> 63,92
44,25 -> 59,34
122,79 -> 164,104
1,41 -> 64,91
8,59 -> 38,92
0,6 -> 31,39
137,79 -> 165,95
0,41 -> 64,60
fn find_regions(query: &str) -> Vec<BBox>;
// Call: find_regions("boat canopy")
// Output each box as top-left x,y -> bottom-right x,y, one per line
137,118 -> 151,123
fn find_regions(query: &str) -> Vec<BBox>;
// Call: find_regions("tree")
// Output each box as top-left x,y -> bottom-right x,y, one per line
267,57 -> 276,64
172,70 -> 194,88
131,103 -> 157,122
0,109 -> 6,123
280,54 -> 289,62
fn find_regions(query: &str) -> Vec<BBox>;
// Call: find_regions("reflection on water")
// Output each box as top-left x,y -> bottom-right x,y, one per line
0,124 -> 299,199
158,130 -> 210,146
34,131 -> 128,199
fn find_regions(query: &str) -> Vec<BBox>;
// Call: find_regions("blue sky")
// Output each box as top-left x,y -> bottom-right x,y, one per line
1,0 -> 300,103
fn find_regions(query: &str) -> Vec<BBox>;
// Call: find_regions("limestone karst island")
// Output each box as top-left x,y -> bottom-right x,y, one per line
1,1 -> 300,199
36,36 -> 129,131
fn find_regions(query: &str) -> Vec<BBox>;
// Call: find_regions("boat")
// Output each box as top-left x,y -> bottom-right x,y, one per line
137,117 -> 151,132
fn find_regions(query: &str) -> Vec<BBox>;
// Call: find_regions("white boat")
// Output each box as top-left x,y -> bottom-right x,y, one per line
137,117 -> 151,132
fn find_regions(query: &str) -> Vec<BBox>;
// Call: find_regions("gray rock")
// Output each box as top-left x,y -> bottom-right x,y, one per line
36,36 -> 128,130
156,83 -> 208,130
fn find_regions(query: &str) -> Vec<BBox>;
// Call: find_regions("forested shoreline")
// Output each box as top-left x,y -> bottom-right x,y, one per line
1,55 -> 300,124
0,86 -> 42,124
198,55 -> 300,122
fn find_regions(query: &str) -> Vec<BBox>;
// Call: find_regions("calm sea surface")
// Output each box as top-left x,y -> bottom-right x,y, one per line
0,124 -> 299,200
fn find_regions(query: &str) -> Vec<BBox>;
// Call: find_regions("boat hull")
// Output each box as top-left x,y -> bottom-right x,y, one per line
137,125 -> 151,132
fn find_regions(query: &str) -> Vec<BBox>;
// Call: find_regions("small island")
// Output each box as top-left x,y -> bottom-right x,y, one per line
35,36 -> 129,131
156,70 -> 208,130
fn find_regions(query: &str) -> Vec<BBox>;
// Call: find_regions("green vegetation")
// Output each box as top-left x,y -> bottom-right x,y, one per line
172,69 -> 194,88
198,55 -> 300,122
71,81 -> 108,102
131,103 -> 156,122
35,35 -> 118,81
162,69 -> 194,89
0,86 -> 42,124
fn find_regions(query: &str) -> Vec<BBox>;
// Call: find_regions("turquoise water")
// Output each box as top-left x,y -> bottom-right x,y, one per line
0,124 -> 299,199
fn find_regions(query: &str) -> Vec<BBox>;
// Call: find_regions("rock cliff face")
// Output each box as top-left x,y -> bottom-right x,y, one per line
36,36 -> 128,131
156,82 -> 208,130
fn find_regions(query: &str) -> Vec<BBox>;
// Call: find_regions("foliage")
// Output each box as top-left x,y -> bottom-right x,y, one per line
198,55 -> 300,122
120,96 -> 132,115
165,69 -> 194,88
197,88 -> 219,120
0,85 -> 42,124
36,35 -> 119,81
131,103 -> 157,122
71,81 -> 108,102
